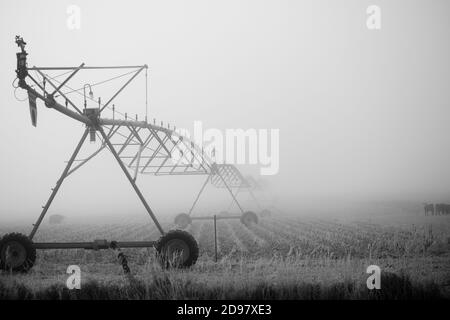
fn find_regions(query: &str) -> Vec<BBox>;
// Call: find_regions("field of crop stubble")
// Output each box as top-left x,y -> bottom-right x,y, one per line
0,205 -> 449,300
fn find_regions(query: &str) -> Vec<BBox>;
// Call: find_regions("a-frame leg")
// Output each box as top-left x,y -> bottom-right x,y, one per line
226,186 -> 241,211
227,187 -> 261,212
29,129 -> 89,239
215,170 -> 245,214
248,189 -> 262,210
98,127 -> 165,235
188,174 -> 211,216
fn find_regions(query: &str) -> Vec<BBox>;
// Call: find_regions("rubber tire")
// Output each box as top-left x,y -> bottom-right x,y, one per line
0,233 -> 36,273
174,213 -> 192,229
155,230 -> 199,268
260,209 -> 272,218
240,211 -> 259,226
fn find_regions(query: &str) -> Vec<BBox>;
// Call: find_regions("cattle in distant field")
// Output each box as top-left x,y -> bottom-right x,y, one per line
435,203 -> 450,215
48,214 -> 66,224
424,203 -> 434,216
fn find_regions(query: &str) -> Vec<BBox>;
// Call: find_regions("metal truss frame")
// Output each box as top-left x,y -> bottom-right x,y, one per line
14,37 -> 256,248
187,164 -> 259,217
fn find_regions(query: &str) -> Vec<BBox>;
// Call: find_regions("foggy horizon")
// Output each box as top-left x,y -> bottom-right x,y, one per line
1,0 -> 450,222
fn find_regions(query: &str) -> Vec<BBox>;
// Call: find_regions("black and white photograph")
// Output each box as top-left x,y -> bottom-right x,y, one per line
0,0 -> 449,309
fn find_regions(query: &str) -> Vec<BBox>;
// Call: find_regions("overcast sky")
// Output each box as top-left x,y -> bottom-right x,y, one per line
0,0 -> 449,222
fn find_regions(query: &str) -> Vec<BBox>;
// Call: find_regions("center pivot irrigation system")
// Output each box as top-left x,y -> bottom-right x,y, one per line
0,36 -> 270,273
174,164 -> 272,229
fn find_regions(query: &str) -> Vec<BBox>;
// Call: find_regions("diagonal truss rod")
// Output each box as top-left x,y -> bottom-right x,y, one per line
100,66 -> 146,112
34,68 -> 84,115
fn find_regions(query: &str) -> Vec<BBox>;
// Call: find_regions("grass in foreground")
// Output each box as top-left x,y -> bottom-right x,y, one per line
0,270 -> 444,300
0,255 -> 448,299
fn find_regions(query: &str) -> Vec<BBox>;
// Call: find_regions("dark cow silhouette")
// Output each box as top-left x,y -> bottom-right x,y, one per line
425,203 -> 450,216
48,214 -> 66,224
435,203 -> 450,215
424,203 -> 434,216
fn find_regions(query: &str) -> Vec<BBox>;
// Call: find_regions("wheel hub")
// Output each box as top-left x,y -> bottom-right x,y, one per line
1,241 -> 27,268
164,239 -> 190,265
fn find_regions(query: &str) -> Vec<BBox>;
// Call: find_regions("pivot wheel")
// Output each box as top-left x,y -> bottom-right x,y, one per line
240,211 -> 258,226
174,213 -> 192,229
156,230 -> 199,268
0,233 -> 36,273
260,209 -> 272,218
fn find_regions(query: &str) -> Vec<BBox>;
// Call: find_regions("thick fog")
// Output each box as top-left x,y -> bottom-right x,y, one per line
0,0 -> 449,222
